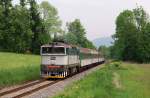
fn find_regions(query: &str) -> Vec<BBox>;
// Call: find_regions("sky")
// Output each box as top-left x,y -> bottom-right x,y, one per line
13,0 -> 150,40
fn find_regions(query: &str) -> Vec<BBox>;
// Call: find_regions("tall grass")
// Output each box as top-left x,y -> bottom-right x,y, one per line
54,65 -> 115,98
54,62 -> 150,98
0,52 -> 40,87
116,63 -> 150,98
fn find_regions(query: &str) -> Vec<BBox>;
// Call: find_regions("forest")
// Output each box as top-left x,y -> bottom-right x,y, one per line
99,6 -> 150,63
0,0 -> 95,54
111,6 -> 150,63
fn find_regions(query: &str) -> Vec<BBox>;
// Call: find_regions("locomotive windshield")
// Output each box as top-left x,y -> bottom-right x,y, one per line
42,47 -> 65,54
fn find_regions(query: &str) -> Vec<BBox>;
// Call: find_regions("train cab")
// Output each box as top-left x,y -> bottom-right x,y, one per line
40,42 -> 80,78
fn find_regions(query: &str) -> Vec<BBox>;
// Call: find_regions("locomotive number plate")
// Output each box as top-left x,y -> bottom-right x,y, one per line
51,56 -> 56,60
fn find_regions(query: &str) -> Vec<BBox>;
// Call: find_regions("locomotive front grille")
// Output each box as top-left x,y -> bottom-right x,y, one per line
41,64 -> 65,76
41,71 -> 67,79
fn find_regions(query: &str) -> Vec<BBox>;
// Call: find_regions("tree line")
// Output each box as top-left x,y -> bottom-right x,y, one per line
0,0 -> 95,54
65,19 -> 95,49
110,6 -> 150,63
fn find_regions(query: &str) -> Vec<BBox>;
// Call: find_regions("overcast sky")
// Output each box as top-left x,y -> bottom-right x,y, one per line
13,0 -> 150,40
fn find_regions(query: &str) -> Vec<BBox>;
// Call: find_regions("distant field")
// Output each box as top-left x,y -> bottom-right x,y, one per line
54,62 -> 150,98
0,52 -> 40,87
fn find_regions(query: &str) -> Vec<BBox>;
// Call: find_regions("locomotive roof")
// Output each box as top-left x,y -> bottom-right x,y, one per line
41,42 -> 99,54
41,42 -> 71,48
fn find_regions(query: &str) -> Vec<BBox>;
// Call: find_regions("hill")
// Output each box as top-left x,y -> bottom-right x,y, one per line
92,37 -> 114,48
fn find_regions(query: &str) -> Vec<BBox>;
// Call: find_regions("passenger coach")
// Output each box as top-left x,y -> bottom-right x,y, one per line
40,42 -> 104,79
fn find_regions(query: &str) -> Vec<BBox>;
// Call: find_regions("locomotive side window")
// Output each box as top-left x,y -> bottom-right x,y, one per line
42,47 -> 52,54
66,48 -> 78,55
42,47 -> 65,54
54,47 -> 65,54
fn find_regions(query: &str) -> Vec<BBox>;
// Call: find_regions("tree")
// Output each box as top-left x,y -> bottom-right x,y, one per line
112,10 -> 136,60
99,46 -> 110,59
29,0 -> 50,53
0,3 -> 4,50
66,19 -> 95,49
0,0 -> 57,53
20,0 -> 26,7
40,1 -> 62,36
10,5 -> 32,52
0,0 -> 13,51
84,38 -> 96,49
67,19 -> 85,46
64,32 -> 78,45
133,6 -> 150,62
112,6 -> 150,63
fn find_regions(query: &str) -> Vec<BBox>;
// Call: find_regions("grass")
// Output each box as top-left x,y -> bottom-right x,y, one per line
53,62 -> 150,98
117,63 -> 150,98
0,52 -> 40,87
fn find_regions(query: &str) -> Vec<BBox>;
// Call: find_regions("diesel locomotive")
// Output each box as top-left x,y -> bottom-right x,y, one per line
40,42 -> 105,78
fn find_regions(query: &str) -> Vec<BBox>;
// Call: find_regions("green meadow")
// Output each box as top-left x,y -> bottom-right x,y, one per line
54,62 -> 150,98
0,52 -> 40,87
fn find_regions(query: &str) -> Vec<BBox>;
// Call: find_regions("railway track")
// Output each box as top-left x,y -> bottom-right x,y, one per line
0,62 -> 104,98
13,80 -> 60,98
0,79 -> 60,98
0,80 -> 45,96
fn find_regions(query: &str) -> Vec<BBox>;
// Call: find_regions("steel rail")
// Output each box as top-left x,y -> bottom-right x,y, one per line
0,79 -> 45,97
13,80 -> 60,98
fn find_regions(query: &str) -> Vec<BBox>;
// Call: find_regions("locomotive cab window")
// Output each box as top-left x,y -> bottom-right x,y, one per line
66,48 -> 78,55
42,47 -> 65,54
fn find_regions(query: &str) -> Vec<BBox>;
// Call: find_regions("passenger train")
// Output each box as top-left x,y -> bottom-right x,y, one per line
40,42 -> 105,78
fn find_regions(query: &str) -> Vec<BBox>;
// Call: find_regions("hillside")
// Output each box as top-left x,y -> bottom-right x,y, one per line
0,52 -> 40,87
92,37 -> 114,48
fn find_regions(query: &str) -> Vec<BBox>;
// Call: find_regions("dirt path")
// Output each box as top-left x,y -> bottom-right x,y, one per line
113,72 -> 122,89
